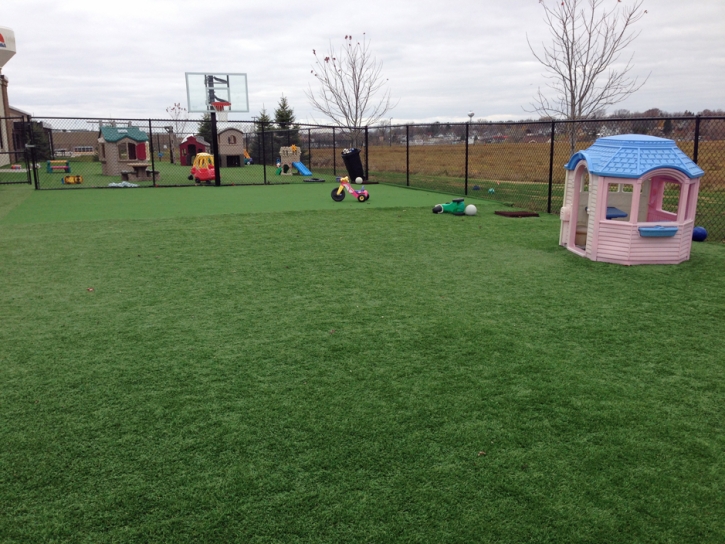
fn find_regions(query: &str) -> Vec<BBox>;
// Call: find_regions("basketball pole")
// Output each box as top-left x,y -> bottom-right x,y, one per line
210,111 -> 221,186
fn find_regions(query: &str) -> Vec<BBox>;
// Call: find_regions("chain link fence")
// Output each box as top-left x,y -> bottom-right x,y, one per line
12,114 -> 725,241
367,116 -> 725,241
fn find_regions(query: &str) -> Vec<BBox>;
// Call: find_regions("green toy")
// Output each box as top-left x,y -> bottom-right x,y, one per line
433,198 -> 466,215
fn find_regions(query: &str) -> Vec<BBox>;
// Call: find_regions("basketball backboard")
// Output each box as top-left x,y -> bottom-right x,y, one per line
185,73 -> 249,113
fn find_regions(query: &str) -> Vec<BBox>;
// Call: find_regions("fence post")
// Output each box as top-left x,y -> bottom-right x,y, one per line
27,116 -> 39,190
548,120 -> 556,214
148,119 -> 156,186
693,115 -> 701,164
308,128 -> 311,170
261,123 -> 267,184
332,127 -> 336,177
210,111 -> 221,186
364,126 -> 369,181
406,125 -> 410,187
464,123 -> 469,196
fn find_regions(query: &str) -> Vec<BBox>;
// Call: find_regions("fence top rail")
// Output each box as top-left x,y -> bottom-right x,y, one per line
19,115 -> 725,132
28,116 -> 343,130
387,115 -> 725,129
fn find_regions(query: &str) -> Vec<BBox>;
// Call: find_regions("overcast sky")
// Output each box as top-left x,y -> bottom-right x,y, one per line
2,0 -> 724,124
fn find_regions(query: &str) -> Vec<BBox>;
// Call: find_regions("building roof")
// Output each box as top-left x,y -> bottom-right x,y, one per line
565,135 -> 704,179
218,127 -> 244,135
99,126 -> 149,143
181,135 -> 210,146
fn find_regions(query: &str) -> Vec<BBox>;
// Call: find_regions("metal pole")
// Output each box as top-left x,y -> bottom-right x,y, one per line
464,123 -> 469,196
168,130 -> 174,164
308,128 -> 311,171
547,120 -> 556,214
210,111 -> 221,186
364,126 -> 369,181
148,119 -> 156,185
693,115 -> 701,164
332,127 -> 336,177
261,122 -> 267,184
406,125 -> 410,187
28,116 -> 39,190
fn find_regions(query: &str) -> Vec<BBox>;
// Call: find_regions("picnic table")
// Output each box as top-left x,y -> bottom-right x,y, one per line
128,162 -> 151,181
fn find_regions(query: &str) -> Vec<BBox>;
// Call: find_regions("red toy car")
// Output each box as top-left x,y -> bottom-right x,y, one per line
188,153 -> 215,184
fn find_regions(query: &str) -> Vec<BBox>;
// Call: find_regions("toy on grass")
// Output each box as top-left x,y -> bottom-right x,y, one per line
277,145 -> 312,176
559,135 -> 704,265
692,226 -> 708,242
465,204 -> 477,216
432,198 -> 466,215
11,164 -> 22,171
243,149 -> 253,165
47,160 -> 71,173
331,176 -> 369,202
61,175 -> 83,184
488,188 -> 495,194
187,152 -> 215,184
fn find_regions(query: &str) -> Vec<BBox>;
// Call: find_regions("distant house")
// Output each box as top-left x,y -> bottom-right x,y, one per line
179,135 -> 210,166
218,127 -> 245,167
51,130 -> 98,157
98,126 -> 149,176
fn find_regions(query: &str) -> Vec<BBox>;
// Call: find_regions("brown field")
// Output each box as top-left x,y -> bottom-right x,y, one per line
311,140 -> 725,188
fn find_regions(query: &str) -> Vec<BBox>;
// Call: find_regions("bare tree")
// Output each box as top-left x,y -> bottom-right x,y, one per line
306,34 -> 395,147
527,0 -> 649,152
166,103 -> 190,140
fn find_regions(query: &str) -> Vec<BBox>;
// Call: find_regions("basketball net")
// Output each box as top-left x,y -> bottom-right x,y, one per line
211,101 -> 230,122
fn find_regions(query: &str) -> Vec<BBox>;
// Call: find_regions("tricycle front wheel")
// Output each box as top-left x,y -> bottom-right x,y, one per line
331,187 -> 346,202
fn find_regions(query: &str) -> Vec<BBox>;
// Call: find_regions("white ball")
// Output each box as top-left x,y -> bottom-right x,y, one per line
464,204 -> 478,216
355,177 -> 363,184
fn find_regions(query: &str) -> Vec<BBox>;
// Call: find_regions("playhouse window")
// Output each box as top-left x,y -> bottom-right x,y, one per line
117,144 -> 128,160
128,143 -> 137,161
685,185 -> 697,221
228,135 -> 237,145
660,182 -> 681,214
605,181 -> 633,221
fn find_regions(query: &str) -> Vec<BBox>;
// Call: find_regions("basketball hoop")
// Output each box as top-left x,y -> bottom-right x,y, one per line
211,101 -> 231,122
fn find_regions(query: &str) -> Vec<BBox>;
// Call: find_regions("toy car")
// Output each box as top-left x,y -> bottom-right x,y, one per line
188,153 -> 215,184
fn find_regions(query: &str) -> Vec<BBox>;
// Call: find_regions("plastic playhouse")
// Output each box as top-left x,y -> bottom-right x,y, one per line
559,135 -> 704,265
277,145 -> 312,176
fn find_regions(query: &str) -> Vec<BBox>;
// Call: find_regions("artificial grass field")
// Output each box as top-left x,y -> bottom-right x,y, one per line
1,183 -> 724,543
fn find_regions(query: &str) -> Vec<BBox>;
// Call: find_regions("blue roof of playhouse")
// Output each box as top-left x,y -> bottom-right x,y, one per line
565,135 -> 704,179
100,126 -> 149,143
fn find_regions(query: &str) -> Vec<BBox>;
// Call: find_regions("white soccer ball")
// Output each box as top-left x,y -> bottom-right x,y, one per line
355,177 -> 363,184
464,204 -> 478,216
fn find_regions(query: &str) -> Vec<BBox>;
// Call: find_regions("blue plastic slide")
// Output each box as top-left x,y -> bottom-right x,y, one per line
292,162 -> 312,176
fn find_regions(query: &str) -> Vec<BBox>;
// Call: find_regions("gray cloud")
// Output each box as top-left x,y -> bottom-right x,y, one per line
2,0 -> 723,122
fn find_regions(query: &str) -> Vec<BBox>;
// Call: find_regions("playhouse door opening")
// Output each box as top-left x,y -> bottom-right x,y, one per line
573,169 -> 590,249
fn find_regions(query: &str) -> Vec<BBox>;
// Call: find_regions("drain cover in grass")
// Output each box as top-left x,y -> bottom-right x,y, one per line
494,211 -> 540,218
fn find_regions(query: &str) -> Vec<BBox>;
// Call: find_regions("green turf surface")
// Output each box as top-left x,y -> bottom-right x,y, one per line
1,184 -> 723,542
0,182 -> 484,224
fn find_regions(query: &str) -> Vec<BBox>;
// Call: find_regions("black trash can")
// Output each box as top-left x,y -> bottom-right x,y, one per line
341,148 -> 365,182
